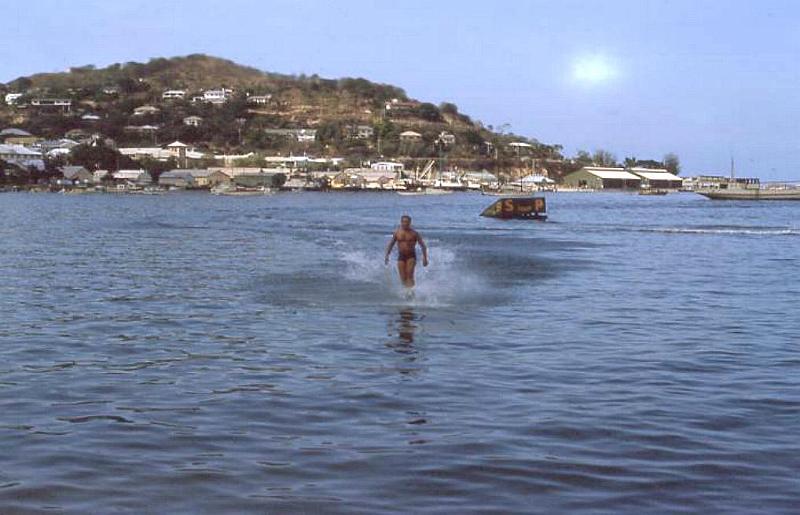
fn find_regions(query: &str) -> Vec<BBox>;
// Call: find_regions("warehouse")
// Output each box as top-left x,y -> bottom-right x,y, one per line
629,168 -> 683,190
562,167 -> 641,190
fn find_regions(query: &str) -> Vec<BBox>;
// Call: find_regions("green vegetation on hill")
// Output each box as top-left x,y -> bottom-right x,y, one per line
1,54 -> 678,179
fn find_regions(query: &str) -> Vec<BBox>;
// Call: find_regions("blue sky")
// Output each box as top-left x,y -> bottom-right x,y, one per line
2,0 -> 799,178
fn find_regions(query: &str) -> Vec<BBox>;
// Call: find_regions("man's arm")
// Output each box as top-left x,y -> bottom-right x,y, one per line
417,233 -> 429,266
385,232 -> 397,264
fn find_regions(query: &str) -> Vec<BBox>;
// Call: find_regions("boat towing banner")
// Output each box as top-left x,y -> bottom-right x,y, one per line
480,196 -> 547,220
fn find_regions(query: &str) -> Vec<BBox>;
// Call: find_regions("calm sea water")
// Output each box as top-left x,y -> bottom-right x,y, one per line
1,191 -> 799,514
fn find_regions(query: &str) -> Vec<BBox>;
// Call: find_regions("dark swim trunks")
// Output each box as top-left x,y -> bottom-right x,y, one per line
398,250 -> 417,262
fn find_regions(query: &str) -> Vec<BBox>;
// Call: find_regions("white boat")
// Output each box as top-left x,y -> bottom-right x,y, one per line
397,188 -> 453,196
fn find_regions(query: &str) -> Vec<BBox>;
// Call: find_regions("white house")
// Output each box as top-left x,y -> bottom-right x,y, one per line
438,131 -> 456,146
296,129 -> 317,142
347,125 -> 374,140
162,89 -> 187,100
30,98 -> 71,107
203,88 -> 234,104
133,105 -> 160,116
0,144 -> 42,163
371,161 -> 404,173
183,116 -> 203,127
247,95 -> 272,105
4,93 -> 23,105
399,130 -> 422,142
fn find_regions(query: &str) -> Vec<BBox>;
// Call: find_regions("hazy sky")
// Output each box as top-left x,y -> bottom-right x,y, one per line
2,0 -> 799,178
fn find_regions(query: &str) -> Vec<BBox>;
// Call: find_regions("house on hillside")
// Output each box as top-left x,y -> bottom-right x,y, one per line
347,125 -> 374,140
30,98 -> 72,111
118,146 -> 171,160
203,88 -> 234,104
0,143 -> 42,164
263,128 -> 317,143
247,95 -> 272,105
508,141 -> 533,156
384,98 -> 418,117
437,131 -> 456,146
133,105 -> 160,116
399,130 -> 422,144
296,129 -> 317,142
38,138 -> 79,156
562,167 -> 641,190
4,93 -> 24,105
123,125 -> 160,135
183,116 -> 203,127
60,166 -> 92,184
1,128 -> 39,146
162,89 -> 187,100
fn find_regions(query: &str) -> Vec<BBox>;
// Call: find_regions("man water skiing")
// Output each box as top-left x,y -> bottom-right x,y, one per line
385,215 -> 428,288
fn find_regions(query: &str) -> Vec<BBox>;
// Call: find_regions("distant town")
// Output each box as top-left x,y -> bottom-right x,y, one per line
0,54 -> 725,196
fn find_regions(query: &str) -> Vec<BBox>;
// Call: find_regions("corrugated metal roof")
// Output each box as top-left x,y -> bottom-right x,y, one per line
582,168 -> 640,180
630,169 -> 682,181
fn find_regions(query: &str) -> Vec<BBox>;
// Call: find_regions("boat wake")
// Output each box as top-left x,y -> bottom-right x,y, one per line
641,225 -> 800,236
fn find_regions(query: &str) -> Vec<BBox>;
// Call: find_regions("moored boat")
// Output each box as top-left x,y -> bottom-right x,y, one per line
696,178 -> 800,200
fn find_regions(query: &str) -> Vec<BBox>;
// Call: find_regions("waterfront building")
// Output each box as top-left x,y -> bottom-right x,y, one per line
112,169 -> 152,185
59,166 -> 92,184
562,167 -> 642,190
628,167 -> 683,190
159,169 -> 212,188
371,161 -> 404,173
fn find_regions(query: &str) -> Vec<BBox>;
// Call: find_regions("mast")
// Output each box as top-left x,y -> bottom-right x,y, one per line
730,157 -> 735,179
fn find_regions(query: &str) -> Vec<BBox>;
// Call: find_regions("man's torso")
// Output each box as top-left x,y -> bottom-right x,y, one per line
396,229 -> 418,257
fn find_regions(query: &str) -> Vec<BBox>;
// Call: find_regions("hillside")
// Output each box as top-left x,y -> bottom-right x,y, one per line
0,54 -> 566,175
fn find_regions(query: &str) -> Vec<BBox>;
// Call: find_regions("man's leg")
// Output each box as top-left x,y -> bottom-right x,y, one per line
397,259 -> 408,286
405,258 -> 416,287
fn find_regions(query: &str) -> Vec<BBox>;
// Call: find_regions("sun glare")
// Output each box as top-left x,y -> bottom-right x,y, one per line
572,55 -> 617,84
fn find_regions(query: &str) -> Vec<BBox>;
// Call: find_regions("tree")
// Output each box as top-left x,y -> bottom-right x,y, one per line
416,102 -> 442,122
664,153 -> 681,175
271,173 -> 287,188
69,142 -> 128,171
439,102 -> 459,116
575,150 -> 593,166
138,156 -> 177,182
592,149 -> 617,167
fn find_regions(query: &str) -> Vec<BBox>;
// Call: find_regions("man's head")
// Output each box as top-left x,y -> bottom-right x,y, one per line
400,215 -> 411,229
